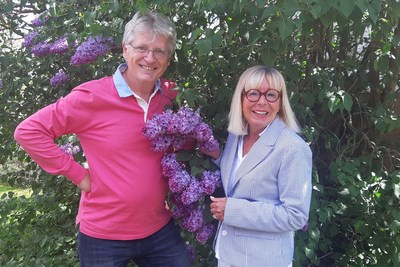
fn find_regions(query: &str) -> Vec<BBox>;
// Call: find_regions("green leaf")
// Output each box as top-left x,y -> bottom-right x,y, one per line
304,246 -> 314,258
196,39 -> 212,56
368,0 -> 382,24
310,2 -> 322,19
356,0 -> 369,12
309,228 -> 320,241
261,46 -> 278,66
278,17 -> 295,40
338,0 -> 355,17
176,150 -> 192,161
261,6 -> 278,20
342,92 -> 353,112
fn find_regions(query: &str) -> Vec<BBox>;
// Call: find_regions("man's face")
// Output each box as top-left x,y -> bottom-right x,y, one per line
122,32 -> 171,86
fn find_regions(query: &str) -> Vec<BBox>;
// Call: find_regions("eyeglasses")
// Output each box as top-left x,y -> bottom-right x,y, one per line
242,89 -> 281,103
126,44 -> 169,59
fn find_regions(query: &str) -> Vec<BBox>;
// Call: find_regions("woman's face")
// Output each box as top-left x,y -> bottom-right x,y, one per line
242,78 -> 281,135
122,31 -> 170,86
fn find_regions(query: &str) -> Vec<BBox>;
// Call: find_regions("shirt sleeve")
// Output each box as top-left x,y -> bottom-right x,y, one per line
14,89 -> 92,185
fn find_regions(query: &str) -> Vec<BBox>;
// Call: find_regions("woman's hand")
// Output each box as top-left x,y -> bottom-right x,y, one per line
210,196 -> 227,221
78,170 -> 91,192
201,147 -> 221,160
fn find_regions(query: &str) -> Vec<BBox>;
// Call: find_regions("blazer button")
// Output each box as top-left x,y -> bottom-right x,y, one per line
222,230 -> 228,236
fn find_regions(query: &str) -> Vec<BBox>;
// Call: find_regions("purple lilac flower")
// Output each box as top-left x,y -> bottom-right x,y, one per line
171,202 -> 194,219
168,170 -> 191,193
200,170 -> 221,195
70,35 -> 114,65
181,178 -> 204,205
185,244 -> 196,263
49,37 -> 69,54
0,80 -> 3,89
181,207 -> 204,232
161,154 -> 182,177
196,223 -> 216,244
60,142 -> 80,155
143,110 -> 175,150
171,134 -> 190,150
199,136 -> 220,152
152,134 -> 174,152
168,193 -> 183,207
32,41 -> 52,57
31,17 -> 45,27
50,70 -> 70,87
175,107 -> 202,135
169,194 -> 196,218
194,122 -> 213,142
22,32 -> 39,48
301,222 -> 309,232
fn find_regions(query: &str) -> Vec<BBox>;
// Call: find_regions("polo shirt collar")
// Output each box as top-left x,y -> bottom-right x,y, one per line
113,63 -> 162,98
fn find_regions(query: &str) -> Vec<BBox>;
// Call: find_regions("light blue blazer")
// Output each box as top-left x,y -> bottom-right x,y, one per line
214,117 -> 312,267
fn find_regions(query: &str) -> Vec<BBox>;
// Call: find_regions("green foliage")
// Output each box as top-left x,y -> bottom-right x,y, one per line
1,0 -> 399,266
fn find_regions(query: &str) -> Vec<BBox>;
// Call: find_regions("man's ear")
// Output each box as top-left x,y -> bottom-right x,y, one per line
122,44 -> 128,61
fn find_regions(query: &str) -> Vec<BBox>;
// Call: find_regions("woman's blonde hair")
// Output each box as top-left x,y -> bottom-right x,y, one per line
228,65 -> 301,135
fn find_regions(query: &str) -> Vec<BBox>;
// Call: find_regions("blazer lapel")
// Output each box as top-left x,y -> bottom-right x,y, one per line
229,118 -> 286,194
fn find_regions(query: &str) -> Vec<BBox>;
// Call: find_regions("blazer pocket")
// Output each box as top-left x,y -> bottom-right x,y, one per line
234,228 -> 276,240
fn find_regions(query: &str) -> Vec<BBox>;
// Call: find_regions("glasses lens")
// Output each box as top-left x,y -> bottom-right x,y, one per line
246,90 -> 260,102
153,49 -> 167,58
132,45 -> 168,59
266,90 -> 279,102
134,46 -> 148,53
245,89 -> 280,102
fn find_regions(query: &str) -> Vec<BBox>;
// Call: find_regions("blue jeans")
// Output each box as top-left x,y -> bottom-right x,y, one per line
78,219 -> 191,267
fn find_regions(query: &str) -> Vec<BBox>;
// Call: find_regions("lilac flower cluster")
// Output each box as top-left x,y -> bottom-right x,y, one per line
0,79 -> 3,89
31,17 -> 45,27
31,37 -> 71,57
143,106 -> 220,152
22,32 -> 39,48
59,142 -> 80,155
31,41 -> 52,57
143,107 -> 222,246
70,35 -> 114,65
49,37 -> 69,54
169,192 -> 216,244
50,70 -> 70,87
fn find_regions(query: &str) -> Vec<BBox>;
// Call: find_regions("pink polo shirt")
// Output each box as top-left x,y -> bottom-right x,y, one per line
14,65 -> 178,240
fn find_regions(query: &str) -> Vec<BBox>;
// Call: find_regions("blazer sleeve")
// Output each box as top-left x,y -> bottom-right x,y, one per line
223,138 -> 312,233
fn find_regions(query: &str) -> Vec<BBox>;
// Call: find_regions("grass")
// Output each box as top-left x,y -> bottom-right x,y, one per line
0,183 -> 32,197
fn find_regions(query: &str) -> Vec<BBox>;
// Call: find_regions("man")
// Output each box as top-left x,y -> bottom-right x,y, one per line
14,11 -> 191,267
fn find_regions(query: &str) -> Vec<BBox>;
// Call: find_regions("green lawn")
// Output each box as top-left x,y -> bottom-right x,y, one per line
0,183 -> 32,197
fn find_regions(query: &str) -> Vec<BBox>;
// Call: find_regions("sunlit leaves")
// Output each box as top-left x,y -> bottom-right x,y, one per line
327,90 -> 353,113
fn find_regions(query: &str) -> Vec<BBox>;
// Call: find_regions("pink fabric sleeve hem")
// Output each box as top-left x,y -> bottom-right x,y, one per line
63,162 -> 87,185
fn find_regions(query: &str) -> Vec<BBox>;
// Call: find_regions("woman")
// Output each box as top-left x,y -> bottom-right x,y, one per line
207,65 -> 312,267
